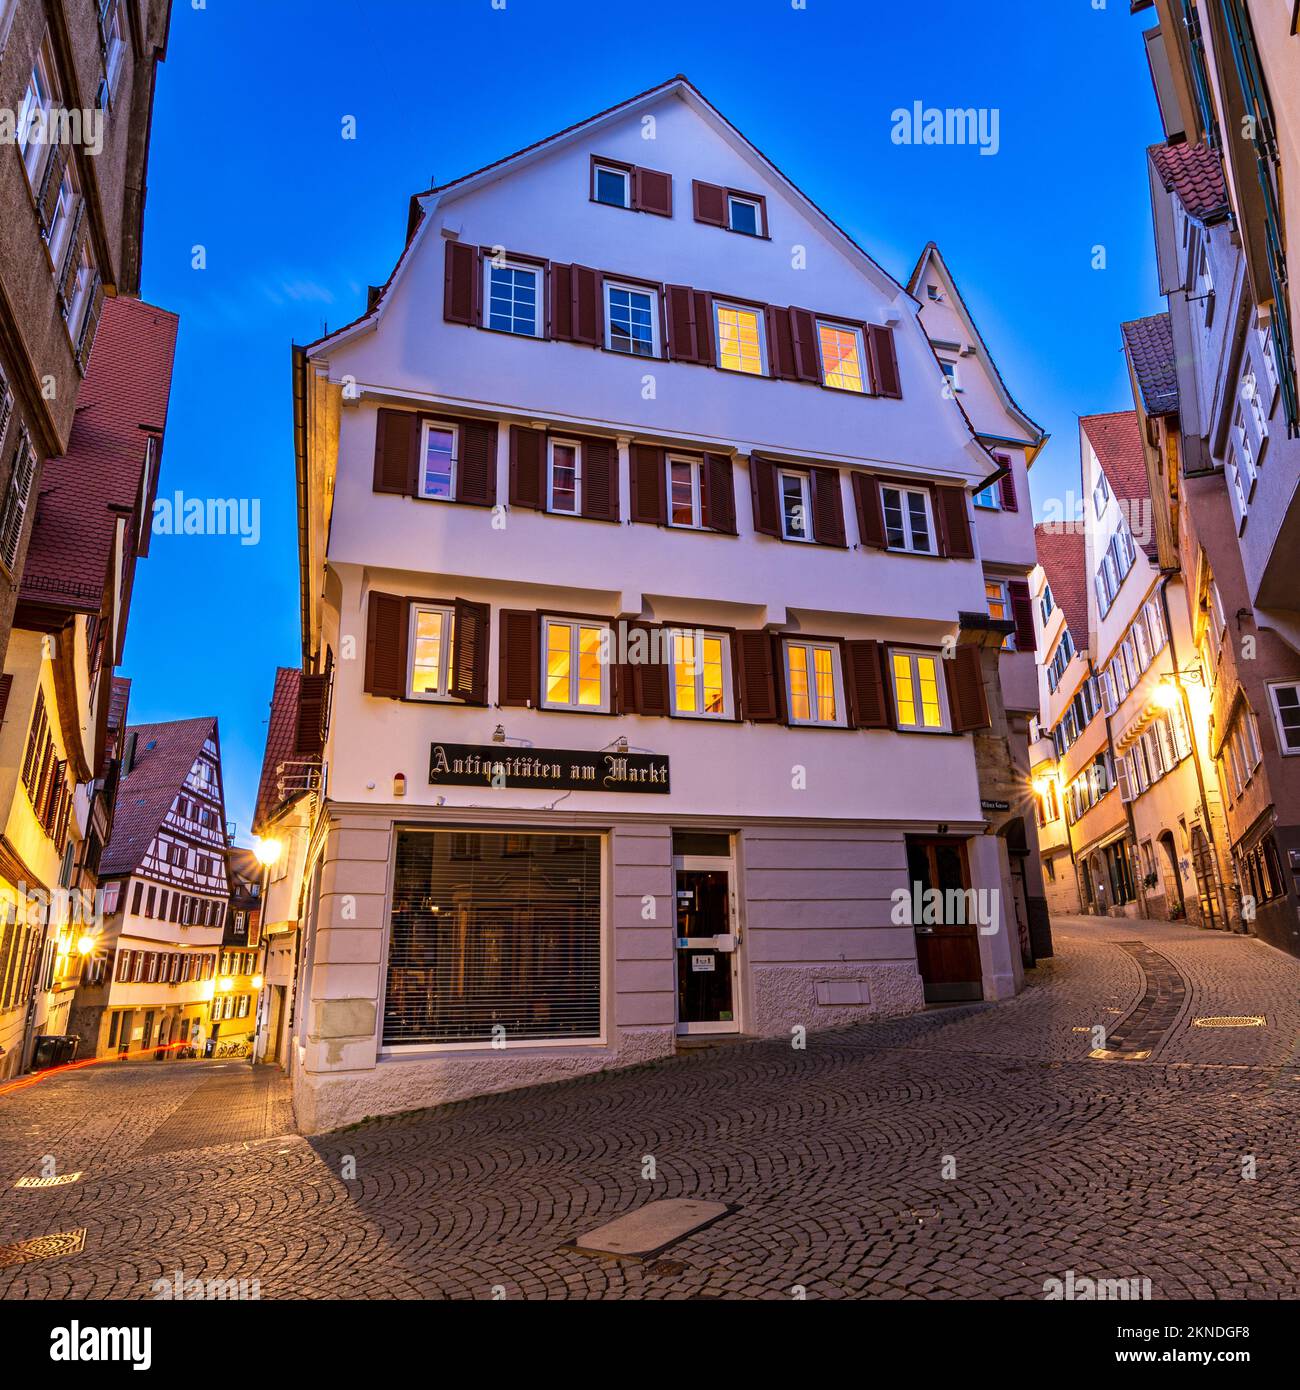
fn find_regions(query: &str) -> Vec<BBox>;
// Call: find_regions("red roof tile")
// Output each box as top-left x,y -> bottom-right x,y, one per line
1034,524 -> 1089,654
253,667 -> 301,832
1080,410 -> 1158,561
107,676 -> 131,732
1121,312 -> 1179,415
101,716 -> 219,878
21,297 -> 178,613
1149,142 -> 1229,222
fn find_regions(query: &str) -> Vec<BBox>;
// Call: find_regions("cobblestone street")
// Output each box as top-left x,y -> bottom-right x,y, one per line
2,915 -> 1298,1300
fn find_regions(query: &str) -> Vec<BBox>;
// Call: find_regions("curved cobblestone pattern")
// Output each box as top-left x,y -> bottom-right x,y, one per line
0,916 -> 1298,1299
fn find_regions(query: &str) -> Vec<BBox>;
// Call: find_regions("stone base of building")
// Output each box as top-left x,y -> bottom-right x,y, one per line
292,1024 -> 678,1134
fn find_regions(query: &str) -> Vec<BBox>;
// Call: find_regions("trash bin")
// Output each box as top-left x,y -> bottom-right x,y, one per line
32,1035 -> 79,1070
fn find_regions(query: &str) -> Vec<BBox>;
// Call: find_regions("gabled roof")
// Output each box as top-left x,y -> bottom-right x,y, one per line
305,75 -> 913,357
1034,524 -> 1090,653
101,717 -> 217,878
20,297 -> 177,614
1121,312 -> 1179,416
1148,142 -> 1229,223
1080,410 -> 1158,562
906,241 -> 1047,454
253,667 -> 301,832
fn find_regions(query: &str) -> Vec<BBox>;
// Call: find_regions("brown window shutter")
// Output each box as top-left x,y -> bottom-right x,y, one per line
702,454 -> 736,534
749,454 -> 780,536
996,455 -> 1018,511
692,179 -> 727,226
0,674 -> 12,726
735,630 -> 778,721
550,263 -> 573,340
443,240 -> 479,326
630,444 -> 667,525
580,436 -> 619,521
1008,579 -> 1036,651
852,472 -> 886,548
867,324 -> 902,398
634,624 -> 671,716
810,467 -> 846,546
570,265 -> 602,345
945,645 -> 990,731
509,425 -> 545,509
693,290 -> 715,364
450,598 -> 490,704
373,409 -> 420,496
666,285 -> 699,362
845,640 -> 890,729
498,610 -> 539,707
790,308 -> 822,383
765,305 -> 798,380
613,629 -> 638,715
633,167 -> 673,217
36,146 -> 67,234
364,592 -> 409,699
295,673 -> 329,756
933,486 -> 973,559
456,420 -> 497,506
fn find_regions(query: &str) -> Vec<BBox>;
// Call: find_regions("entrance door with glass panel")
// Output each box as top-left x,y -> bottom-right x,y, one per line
674,856 -> 739,1034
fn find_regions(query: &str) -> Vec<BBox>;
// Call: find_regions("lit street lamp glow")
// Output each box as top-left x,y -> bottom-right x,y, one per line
252,837 -> 283,867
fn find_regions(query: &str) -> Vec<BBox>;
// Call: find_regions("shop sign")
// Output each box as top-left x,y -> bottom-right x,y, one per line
428,742 -> 670,794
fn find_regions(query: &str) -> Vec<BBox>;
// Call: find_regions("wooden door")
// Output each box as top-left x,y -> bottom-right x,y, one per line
906,836 -> 983,1002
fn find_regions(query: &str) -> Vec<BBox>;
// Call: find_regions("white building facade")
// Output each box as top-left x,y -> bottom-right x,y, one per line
286,79 -> 1028,1133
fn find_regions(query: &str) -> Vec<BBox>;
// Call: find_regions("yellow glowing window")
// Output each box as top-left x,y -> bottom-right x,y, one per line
411,606 -> 454,696
672,631 -> 728,717
786,641 -> 840,725
817,322 -> 865,392
986,581 -> 1013,650
715,305 -> 764,375
545,619 -> 607,710
893,651 -> 945,730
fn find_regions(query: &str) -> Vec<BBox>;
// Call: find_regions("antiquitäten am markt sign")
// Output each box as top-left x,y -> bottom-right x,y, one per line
429,742 -> 671,794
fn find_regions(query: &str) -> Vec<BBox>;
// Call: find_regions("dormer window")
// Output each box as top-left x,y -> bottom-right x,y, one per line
940,359 -> 960,392
593,163 -> 630,208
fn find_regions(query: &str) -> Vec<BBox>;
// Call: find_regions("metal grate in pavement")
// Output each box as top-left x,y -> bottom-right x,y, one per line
0,1229 -> 86,1268
14,1172 -> 82,1188
1193,1016 -> 1266,1028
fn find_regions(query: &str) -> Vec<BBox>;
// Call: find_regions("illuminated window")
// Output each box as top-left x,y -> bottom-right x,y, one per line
779,469 -> 811,541
985,579 -> 1014,650
816,321 -> 866,392
714,303 -> 765,375
670,630 -> 731,718
548,439 -> 581,514
668,456 -> 701,527
891,650 -> 948,732
543,617 -> 609,712
419,422 -> 458,500
409,605 -> 455,699
604,282 -> 659,357
784,641 -> 844,726
881,485 -> 934,554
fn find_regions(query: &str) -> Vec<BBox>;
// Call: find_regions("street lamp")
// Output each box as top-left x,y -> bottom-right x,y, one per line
252,836 -> 282,867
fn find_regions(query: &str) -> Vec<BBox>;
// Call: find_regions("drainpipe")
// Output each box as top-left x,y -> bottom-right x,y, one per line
1159,580 -> 1232,931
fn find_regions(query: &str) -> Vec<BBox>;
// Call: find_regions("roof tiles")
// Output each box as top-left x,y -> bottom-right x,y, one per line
253,668 -> 301,832
1121,312 -> 1179,416
1149,141 -> 1229,222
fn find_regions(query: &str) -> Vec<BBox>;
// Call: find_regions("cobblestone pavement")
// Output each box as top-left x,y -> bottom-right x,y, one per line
1,915 -> 1298,1299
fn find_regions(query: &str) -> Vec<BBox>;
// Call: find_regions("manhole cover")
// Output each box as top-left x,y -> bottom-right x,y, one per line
1193,1016 -> 1266,1028
0,1229 -> 86,1268
14,1173 -> 82,1188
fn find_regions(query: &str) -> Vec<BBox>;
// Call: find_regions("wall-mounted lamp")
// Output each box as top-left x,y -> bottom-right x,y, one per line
492,725 -> 506,743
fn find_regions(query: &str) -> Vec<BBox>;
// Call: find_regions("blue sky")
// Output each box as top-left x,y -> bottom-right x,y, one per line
126,0 -> 1167,836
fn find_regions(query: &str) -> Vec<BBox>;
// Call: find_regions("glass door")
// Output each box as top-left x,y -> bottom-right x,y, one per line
674,856 -> 738,1034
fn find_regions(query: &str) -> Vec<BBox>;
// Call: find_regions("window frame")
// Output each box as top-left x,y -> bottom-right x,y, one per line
985,578 -> 1015,650
407,602 -> 456,702
667,628 -> 734,721
667,454 -> 703,529
541,615 -> 612,714
418,419 -> 460,502
546,436 -> 582,516
483,257 -> 543,338
880,483 -> 937,556
814,319 -> 868,394
778,468 -> 812,543
939,358 -> 961,393
592,162 -> 631,209
712,300 -> 767,376
889,648 -> 951,734
18,42 -> 55,185
1267,681 -> 1300,755
973,480 -> 1002,510
603,280 -> 661,359
727,193 -> 763,236
782,639 -> 847,728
